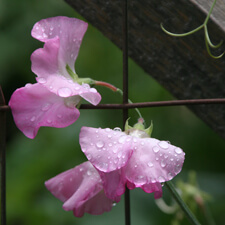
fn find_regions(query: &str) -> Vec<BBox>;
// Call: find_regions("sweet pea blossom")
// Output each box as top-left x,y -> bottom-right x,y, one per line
79,123 -> 185,200
45,161 -> 120,217
9,16 -> 101,139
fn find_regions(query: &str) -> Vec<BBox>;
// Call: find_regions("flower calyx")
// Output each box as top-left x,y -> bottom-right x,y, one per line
125,118 -> 153,138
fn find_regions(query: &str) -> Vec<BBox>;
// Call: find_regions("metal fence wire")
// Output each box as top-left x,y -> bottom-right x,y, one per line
1,0 -> 225,224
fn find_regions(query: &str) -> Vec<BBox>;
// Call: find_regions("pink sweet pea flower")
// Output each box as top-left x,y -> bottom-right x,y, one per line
9,17 -> 101,138
45,161 -> 120,217
79,126 -> 185,199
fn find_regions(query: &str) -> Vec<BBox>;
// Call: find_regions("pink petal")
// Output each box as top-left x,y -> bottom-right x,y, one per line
36,75 -> 101,105
79,127 -> 133,172
124,138 -> 185,186
98,170 -> 125,200
31,16 -> 88,76
9,83 -> 80,139
45,161 -> 114,217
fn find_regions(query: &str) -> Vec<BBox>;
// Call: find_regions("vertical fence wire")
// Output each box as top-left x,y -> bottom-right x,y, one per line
122,0 -> 131,225
0,86 -> 6,225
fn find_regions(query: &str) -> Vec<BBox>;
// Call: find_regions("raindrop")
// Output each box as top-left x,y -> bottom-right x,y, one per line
87,170 -> 92,176
38,77 -> 46,84
30,116 -> 36,122
41,103 -> 51,111
108,143 -> 113,147
174,148 -> 182,154
164,154 -> 168,159
50,26 -> 54,31
47,119 -> 52,124
105,128 -> 111,132
75,86 -> 80,90
118,135 -> 127,144
113,149 -> 117,154
41,28 -> 45,32
133,138 -> 137,143
90,88 -> 97,93
36,26 -> 39,30
167,172 -> 173,180
96,141 -> 104,148
82,83 -> 90,89
141,141 -> 145,146
25,83 -> 32,87
158,176 -> 165,183
95,130 -> 99,133
160,160 -> 166,168
117,151 -> 122,158
113,127 -> 122,132
170,158 -> 174,162
43,33 -> 48,38
79,168 -> 83,172
71,53 -> 74,58
147,162 -> 153,167
112,203 -> 117,207
153,146 -> 160,153
58,87 -> 72,97
156,157 -> 159,161
107,134 -> 112,138
158,141 -> 169,149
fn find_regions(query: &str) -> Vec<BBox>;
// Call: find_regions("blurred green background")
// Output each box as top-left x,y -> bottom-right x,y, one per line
1,0 -> 225,224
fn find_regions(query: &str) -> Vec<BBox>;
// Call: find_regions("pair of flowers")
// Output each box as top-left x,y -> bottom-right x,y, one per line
9,16 -> 185,217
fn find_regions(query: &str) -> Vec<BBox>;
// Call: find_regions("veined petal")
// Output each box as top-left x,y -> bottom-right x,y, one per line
79,127 -> 133,172
36,75 -> 101,105
9,83 -> 80,139
45,161 -> 114,217
124,138 -> 185,186
31,16 -> 88,76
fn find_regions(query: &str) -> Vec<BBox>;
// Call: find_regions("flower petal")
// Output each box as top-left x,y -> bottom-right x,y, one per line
79,127 -> 133,172
31,16 -> 88,76
9,83 -> 80,139
36,75 -> 101,105
124,138 -> 185,186
45,161 -> 114,217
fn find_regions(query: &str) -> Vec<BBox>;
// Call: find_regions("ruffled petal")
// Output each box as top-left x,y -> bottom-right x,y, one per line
45,161 -> 115,217
79,127 -> 133,172
35,75 -> 101,105
31,16 -> 88,76
98,170 -> 124,200
9,83 -> 80,139
124,138 -> 185,186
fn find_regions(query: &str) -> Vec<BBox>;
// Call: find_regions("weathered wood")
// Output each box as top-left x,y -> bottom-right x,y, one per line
65,0 -> 225,139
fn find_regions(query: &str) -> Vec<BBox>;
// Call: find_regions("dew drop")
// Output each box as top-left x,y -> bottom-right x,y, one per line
47,119 -> 52,124
38,77 -> 46,84
43,33 -> 48,38
158,176 -> 165,183
141,141 -> 145,146
153,146 -> 160,153
82,83 -> 90,89
50,26 -> 54,31
170,158 -> 174,162
147,162 -> 154,167
35,26 -> 39,30
118,135 -> 127,144
58,87 -> 72,97
105,128 -> 111,132
87,170 -> 92,176
25,83 -> 32,87
117,151 -> 122,158
96,141 -> 104,148
79,167 -> 83,172
158,141 -> 169,149
160,160 -> 166,168
90,88 -> 97,93
107,134 -> 112,138
30,116 -> 36,122
113,149 -> 118,154
174,147 -> 182,154
75,86 -> 80,90
112,203 -> 117,207
108,143 -> 113,147
71,53 -> 74,58
156,157 -> 159,161
113,127 -> 122,132
167,172 -> 174,180
41,103 -> 51,111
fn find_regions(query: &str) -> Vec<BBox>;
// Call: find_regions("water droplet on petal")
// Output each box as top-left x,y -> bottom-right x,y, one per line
147,162 -> 154,167
50,26 -> 54,31
25,83 -> 32,87
141,141 -> 145,146
113,127 -> 122,132
90,88 -> 97,93
87,170 -> 92,176
82,83 -> 90,89
117,151 -> 122,158
168,172 -> 174,180
170,158 -> 174,162
38,77 -> 46,84
174,148 -> 182,154
107,134 -> 112,138
96,141 -> 104,148
158,141 -> 169,149
58,87 -> 72,97
161,160 -> 166,168
41,103 -> 51,111
108,143 -> 113,147
118,135 -> 127,144
105,128 -> 111,132
57,114 -> 62,118
153,146 -> 160,153
47,119 -> 52,124
30,116 -> 36,122
112,203 -> 117,207
158,176 -> 165,183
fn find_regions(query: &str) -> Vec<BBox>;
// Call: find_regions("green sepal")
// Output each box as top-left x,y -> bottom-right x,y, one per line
66,64 -> 78,80
77,78 -> 95,85
124,118 -> 132,132
145,120 -> 153,137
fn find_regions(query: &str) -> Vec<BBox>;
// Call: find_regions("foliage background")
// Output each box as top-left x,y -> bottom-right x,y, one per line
1,0 -> 225,224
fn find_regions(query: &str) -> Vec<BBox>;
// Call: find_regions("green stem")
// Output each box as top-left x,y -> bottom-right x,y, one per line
165,181 -> 201,225
204,0 -> 217,24
117,88 -> 143,120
